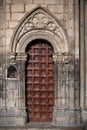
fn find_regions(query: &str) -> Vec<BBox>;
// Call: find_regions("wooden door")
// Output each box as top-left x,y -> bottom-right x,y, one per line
25,39 -> 54,122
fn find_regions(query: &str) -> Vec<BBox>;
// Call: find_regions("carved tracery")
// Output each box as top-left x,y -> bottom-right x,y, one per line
11,7 -> 69,53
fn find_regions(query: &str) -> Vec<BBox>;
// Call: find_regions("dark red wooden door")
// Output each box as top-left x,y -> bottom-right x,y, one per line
25,39 -> 54,122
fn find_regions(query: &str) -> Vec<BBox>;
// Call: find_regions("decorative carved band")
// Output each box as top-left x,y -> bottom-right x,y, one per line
16,53 -> 27,61
8,53 -> 27,62
53,52 -> 73,63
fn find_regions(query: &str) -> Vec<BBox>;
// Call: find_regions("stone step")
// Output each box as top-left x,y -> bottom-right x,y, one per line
0,126 -> 85,130
0,122 -> 86,130
0,127 -> 85,130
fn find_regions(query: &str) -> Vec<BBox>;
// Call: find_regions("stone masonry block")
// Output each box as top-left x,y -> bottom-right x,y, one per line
68,0 -> 74,4
8,21 -> 18,28
55,13 -> 63,21
12,0 -> 32,3
0,24 -> 3,29
6,37 -> 11,46
5,22 -> 9,29
6,46 -> 10,53
48,5 -> 63,13
69,116 -> 76,125
33,0 -> 43,4
11,4 -> 24,12
25,4 -> 37,12
6,29 -> 13,37
6,13 -> 10,21
69,98 -> 74,109
6,4 -> 10,13
6,0 -> 11,3
75,47 -> 79,55
11,13 -> 25,21
44,0 -> 64,4
0,116 -> 26,126
75,99 -> 79,107
67,20 -> 74,29
67,28 -> 74,37
67,11 -> 74,20
0,14 -> 3,22
0,0 -> 3,6
0,6 -> 3,12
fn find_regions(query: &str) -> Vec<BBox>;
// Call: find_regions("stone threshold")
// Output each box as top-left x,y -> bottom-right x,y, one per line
0,122 -> 86,130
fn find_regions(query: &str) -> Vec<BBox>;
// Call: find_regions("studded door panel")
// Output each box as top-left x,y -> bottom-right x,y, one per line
26,40 -> 54,122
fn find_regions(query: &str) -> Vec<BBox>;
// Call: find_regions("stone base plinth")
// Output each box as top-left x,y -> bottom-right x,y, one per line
0,122 -> 85,130
0,116 -> 26,126
53,109 -> 81,126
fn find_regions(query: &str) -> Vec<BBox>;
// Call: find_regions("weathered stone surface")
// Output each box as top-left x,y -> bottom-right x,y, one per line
33,0 -> 43,4
8,21 -> 18,28
11,4 -> 24,12
6,0 -> 11,3
0,0 -> 3,6
6,29 -> 13,37
12,0 -> 32,3
25,4 -> 37,12
44,0 -> 64,4
0,0 -> 85,128
6,13 -> 10,21
0,116 -> 26,126
11,12 -> 25,21
48,5 -> 63,13
6,4 -> 10,13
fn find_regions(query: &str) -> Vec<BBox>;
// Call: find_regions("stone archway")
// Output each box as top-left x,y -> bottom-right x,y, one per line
8,7 -> 81,126
10,6 -> 69,53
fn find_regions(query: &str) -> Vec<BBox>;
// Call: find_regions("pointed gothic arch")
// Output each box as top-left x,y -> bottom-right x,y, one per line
10,6 -> 69,53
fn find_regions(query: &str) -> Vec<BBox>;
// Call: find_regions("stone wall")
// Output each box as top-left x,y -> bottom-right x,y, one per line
82,0 -> 87,123
0,0 -> 86,127
5,0 -> 79,54
0,0 -> 6,117
85,0 -> 87,110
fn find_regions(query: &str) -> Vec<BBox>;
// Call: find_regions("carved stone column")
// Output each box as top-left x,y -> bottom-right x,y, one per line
52,53 -> 69,126
16,53 -> 27,125
52,53 -> 81,126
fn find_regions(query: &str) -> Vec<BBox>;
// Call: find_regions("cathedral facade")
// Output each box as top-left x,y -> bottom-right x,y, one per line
0,0 -> 87,128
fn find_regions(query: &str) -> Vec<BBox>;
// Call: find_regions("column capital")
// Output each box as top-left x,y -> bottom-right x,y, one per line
8,53 -> 16,64
16,53 -> 27,61
53,52 -> 73,63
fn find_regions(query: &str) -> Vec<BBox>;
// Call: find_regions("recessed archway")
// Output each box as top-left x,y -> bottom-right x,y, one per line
8,7 -> 80,126
10,6 -> 69,54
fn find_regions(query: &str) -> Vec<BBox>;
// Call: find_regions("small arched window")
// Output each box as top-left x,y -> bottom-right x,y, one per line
7,65 -> 18,78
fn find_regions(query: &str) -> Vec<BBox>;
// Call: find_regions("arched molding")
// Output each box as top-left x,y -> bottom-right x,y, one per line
16,29 -> 67,53
10,6 -> 69,53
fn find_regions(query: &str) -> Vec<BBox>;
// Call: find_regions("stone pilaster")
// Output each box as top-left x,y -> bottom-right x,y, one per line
52,53 -> 81,126
52,53 -> 69,126
16,53 -> 27,125
80,0 -> 85,110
